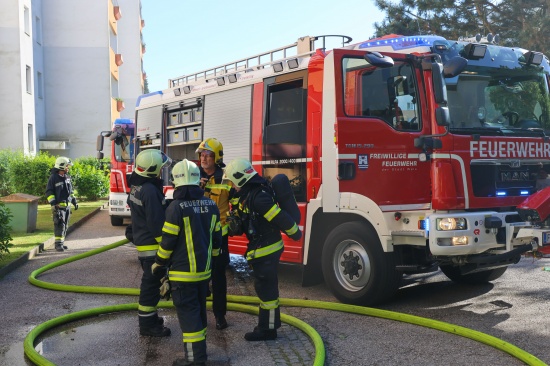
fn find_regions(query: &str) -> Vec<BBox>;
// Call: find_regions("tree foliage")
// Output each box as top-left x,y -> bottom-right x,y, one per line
373,0 -> 550,55
0,201 -> 13,258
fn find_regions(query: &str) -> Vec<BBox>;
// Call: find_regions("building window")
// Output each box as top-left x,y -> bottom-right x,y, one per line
28,124 -> 34,152
37,71 -> 43,98
35,16 -> 42,44
26,65 -> 32,94
24,6 -> 30,35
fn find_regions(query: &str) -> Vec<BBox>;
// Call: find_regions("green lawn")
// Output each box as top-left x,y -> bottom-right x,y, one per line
0,200 -> 106,269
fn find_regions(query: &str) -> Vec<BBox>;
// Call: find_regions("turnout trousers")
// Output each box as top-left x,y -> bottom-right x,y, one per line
53,207 -> 70,245
172,280 -> 209,364
138,257 -> 164,327
248,249 -> 282,331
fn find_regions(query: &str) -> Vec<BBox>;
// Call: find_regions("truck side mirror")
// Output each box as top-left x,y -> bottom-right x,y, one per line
431,61 -> 447,105
435,106 -> 450,127
364,51 -> 394,68
96,135 -> 104,152
97,151 -> 104,160
443,56 -> 467,78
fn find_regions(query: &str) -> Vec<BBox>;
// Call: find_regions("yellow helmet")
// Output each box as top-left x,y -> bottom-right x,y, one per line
135,149 -> 172,178
54,157 -> 72,170
196,138 -> 224,166
171,159 -> 201,187
223,158 -> 257,188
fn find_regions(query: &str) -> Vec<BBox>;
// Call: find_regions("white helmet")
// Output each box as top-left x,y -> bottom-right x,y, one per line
54,157 -> 72,170
135,149 -> 172,178
171,159 -> 201,187
223,158 -> 257,188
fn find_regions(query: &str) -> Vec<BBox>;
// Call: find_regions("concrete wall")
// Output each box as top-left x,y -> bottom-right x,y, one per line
118,0 -> 144,121
0,0 -> 36,154
0,0 -> 143,160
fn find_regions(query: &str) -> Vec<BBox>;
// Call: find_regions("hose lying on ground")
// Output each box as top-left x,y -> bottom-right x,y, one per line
26,238 -> 547,366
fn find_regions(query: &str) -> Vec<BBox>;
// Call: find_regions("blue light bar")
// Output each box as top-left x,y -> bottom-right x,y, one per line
357,35 -> 447,52
496,191 -> 507,196
520,190 -> 529,195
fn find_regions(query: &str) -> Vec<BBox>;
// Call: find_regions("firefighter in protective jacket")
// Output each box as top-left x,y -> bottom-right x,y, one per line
196,137 -> 233,330
45,157 -> 78,252
153,159 -> 222,366
224,158 -> 302,341
127,149 -> 172,337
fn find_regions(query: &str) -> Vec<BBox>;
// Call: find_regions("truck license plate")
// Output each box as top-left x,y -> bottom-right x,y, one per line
542,232 -> 550,245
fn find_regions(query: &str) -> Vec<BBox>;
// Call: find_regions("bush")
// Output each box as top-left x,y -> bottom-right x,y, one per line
8,151 -> 55,201
71,162 -> 109,201
0,149 -> 15,197
0,201 -> 13,258
0,151 -> 110,203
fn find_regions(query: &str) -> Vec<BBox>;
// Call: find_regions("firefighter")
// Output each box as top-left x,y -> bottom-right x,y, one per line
127,149 -> 172,337
45,156 -> 78,252
152,159 -> 222,366
196,137 -> 233,330
223,158 -> 302,341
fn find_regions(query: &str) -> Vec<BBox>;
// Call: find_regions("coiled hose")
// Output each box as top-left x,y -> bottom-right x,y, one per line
25,238 -> 546,366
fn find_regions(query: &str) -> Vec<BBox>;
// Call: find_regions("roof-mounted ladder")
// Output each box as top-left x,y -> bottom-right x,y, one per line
168,35 -> 352,88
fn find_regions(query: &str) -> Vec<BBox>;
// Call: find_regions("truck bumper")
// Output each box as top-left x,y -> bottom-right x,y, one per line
109,192 -> 131,217
427,211 -> 538,256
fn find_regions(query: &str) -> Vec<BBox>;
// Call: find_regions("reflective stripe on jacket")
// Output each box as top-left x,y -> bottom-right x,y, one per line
158,196 -> 222,283
127,178 -> 166,256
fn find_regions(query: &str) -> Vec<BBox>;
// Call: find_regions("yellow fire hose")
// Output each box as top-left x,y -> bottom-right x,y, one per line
25,238 -> 547,366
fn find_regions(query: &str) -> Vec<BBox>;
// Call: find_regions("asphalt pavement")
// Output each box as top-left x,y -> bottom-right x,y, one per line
0,206 -> 315,366
1,206 -> 549,366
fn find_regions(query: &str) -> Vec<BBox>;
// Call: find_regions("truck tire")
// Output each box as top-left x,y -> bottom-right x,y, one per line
321,222 -> 402,306
110,216 -> 124,226
439,265 -> 507,284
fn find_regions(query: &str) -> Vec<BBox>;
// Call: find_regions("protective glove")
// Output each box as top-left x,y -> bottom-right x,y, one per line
72,198 -> 78,210
151,262 -> 165,275
51,205 -> 57,214
159,276 -> 171,300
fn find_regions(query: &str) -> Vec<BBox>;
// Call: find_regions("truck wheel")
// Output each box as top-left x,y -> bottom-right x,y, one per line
439,265 -> 507,284
321,222 -> 401,306
110,216 -> 124,226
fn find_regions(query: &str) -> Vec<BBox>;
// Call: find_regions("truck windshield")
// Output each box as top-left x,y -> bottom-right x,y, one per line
113,124 -> 134,163
442,43 -> 550,136
447,70 -> 550,134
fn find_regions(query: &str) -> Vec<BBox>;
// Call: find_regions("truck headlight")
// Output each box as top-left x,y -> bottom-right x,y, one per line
436,217 -> 467,231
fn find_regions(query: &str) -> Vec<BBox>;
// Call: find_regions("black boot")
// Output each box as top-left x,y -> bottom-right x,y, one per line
172,358 -> 206,366
55,243 -> 64,252
244,326 -> 277,341
215,316 -> 228,330
140,324 -> 171,337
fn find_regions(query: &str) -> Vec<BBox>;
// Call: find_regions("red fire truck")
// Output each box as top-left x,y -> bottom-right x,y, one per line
97,118 -> 135,226
134,34 -> 550,305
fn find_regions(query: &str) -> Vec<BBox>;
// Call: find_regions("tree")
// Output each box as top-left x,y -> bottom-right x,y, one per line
144,76 -> 150,94
373,0 -> 550,56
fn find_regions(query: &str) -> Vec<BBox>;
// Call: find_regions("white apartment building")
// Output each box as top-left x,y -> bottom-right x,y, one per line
0,0 -> 145,158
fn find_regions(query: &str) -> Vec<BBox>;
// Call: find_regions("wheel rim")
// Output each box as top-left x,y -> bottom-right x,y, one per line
332,239 -> 371,292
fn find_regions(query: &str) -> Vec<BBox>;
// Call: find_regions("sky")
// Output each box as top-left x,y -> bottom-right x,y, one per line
140,0 -> 386,92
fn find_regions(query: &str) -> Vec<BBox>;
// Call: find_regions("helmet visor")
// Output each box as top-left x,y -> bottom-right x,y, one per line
161,152 -> 173,168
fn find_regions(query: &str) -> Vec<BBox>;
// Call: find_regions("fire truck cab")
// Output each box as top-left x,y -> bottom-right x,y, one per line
97,118 -> 135,226
134,34 -> 550,305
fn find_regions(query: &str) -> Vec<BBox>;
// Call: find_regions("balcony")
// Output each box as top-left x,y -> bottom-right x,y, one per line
115,53 -> 124,66
109,2 -> 118,34
114,6 -> 122,20
110,48 -> 119,80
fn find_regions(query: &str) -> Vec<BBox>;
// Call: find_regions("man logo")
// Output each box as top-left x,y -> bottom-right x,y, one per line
509,160 -> 521,168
